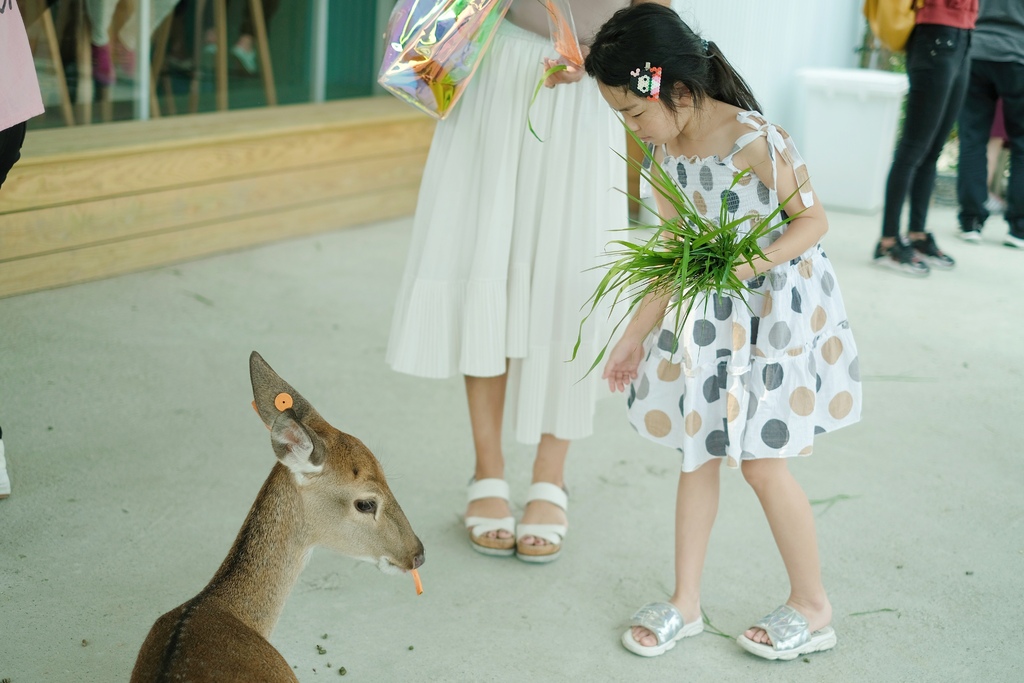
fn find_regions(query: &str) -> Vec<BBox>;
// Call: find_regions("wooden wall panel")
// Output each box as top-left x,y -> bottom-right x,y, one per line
0,186 -> 420,299
0,151 -> 428,262
0,97 -> 434,299
0,120 -> 433,214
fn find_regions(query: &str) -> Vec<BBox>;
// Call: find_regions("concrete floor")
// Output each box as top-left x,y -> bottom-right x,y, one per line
1,206 -> 1021,682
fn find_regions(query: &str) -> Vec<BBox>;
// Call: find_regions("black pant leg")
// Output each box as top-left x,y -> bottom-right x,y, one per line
0,122 -> 28,190
881,25 -> 972,239
956,60 -> 998,227
994,60 -> 1024,234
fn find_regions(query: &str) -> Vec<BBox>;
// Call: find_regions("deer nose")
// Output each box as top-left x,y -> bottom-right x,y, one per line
412,551 -> 425,569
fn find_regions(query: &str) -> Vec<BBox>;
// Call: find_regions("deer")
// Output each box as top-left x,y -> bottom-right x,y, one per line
130,351 -> 425,683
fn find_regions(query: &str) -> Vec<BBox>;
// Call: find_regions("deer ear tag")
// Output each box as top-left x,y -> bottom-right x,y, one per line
252,393 -> 294,431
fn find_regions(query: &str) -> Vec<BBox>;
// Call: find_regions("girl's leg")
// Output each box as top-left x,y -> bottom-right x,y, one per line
465,372 -> 511,540
741,458 -> 831,644
517,434 -> 569,547
84,0 -> 119,45
633,459 -> 722,647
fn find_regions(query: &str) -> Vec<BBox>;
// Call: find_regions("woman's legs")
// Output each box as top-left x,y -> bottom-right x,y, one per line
880,25 -> 971,244
740,458 -> 831,644
466,368 -> 570,546
633,459 -> 721,647
464,373 -> 512,540
517,434 -> 569,547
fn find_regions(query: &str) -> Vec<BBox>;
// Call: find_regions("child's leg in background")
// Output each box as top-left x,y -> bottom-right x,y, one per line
740,458 -> 831,644
632,459 -> 721,647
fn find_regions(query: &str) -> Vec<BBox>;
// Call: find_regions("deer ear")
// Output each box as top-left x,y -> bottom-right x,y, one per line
270,411 -> 324,478
249,351 -> 319,428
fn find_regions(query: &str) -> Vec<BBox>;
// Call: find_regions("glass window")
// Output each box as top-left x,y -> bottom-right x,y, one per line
19,0 -> 385,129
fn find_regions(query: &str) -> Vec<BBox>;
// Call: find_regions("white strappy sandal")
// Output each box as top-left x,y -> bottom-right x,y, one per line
515,482 -> 568,563
465,478 -> 516,556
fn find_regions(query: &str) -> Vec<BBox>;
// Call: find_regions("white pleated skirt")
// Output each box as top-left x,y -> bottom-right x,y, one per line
386,20 -> 628,445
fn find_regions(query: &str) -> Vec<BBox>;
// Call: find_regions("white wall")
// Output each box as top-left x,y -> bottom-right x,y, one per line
671,1 -> 865,131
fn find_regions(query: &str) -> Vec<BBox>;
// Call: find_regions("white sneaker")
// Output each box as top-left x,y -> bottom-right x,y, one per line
1005,233 -> 1024,249
0,427 -> 10,499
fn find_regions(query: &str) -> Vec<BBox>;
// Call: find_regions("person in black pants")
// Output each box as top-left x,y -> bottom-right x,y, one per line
874,1 -> 977,277
955,0 -> 1024,249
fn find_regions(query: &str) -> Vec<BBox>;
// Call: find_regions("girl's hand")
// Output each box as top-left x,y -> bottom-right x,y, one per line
542,58 -> 584,88
602,337 -> 644,393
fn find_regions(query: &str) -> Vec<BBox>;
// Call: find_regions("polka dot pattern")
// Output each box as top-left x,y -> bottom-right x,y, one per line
621,113 -> 861,473
645,410 -> 673,438
658,359 -> 682,382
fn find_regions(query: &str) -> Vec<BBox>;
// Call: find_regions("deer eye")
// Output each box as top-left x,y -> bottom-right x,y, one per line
355,499 -> 377,514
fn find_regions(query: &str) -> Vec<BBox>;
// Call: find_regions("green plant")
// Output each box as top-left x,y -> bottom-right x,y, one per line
571,122 -> 799,377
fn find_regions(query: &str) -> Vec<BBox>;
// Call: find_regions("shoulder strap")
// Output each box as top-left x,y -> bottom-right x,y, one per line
734,111 -> 814,209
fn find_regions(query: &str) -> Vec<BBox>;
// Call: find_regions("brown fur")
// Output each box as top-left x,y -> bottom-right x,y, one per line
130,352 -> 424,683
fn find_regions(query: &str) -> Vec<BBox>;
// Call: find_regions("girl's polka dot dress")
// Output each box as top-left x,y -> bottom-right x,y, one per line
627,111 -> 861,473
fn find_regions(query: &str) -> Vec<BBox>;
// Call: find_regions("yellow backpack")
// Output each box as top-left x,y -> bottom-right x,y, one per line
863,0 -> 925,52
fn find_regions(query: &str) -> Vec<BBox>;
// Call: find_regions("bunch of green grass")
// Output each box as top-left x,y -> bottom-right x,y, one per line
571,123 -> 798,377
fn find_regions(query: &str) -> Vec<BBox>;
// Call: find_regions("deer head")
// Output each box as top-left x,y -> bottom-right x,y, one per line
248,351 -> 424,574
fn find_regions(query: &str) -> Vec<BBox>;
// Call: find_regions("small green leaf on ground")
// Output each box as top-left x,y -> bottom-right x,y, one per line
809,493 -> 859,515
849,608 -> 899,617
187,291 -> 215,307
701,607 -> 732,639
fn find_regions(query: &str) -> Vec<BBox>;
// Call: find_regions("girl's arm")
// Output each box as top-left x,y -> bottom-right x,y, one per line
732,134 -> 829,280
602,181 -> 678,392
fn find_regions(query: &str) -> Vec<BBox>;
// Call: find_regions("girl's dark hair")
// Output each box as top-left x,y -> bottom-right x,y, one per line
585,4 -> 761,115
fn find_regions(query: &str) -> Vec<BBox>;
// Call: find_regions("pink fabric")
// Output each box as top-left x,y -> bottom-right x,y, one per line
916,0 -> 978,30
1,0 -> 45,131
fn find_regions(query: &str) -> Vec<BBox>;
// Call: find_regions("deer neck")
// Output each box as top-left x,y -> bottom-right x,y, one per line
202,464 -> 312,637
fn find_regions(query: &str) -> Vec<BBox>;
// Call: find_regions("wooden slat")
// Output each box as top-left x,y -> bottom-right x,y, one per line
0,151 -> 428,262
17,97 -> 434,162
0,186 -> 420,299
0,121 -> 433,214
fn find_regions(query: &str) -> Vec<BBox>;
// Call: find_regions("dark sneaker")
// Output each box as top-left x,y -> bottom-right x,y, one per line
910,232 -> 955,269
1005,233 -> 1024,249
873,239 -> 930,277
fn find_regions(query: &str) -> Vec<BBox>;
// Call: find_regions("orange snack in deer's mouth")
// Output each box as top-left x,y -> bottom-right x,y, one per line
411,569 -> 423,595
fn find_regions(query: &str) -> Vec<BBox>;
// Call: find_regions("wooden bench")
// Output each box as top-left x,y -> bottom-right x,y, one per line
0,97 -> 435,298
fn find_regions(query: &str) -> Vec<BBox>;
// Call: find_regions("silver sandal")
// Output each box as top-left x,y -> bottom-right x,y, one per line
621,602 -> 703,657
736,604 -> 837,660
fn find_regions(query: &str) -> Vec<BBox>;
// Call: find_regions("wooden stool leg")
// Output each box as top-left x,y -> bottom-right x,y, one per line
76,0 -> 94,125
189,0 -> 208,113
248,0 -> 276,106
150,15 -> 174,119
41,8 -> 76,127
214,0 -> 228,111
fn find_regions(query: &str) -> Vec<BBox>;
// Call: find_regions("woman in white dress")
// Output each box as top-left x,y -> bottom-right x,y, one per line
388,0 -> 670,562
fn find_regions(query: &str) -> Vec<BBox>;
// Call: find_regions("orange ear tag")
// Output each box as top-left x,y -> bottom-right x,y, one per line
275,393 -> 294,411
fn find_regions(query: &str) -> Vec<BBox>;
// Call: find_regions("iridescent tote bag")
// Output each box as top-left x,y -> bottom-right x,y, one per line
378,0 -> 515,120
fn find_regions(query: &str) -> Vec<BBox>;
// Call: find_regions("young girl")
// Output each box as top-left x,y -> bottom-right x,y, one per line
585,4 -> 861,660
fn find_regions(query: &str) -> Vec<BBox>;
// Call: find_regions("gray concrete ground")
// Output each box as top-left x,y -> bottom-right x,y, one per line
1,205 -> 1021,682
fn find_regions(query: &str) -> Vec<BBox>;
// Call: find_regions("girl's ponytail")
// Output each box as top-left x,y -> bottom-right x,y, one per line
705,41 -> 761,113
